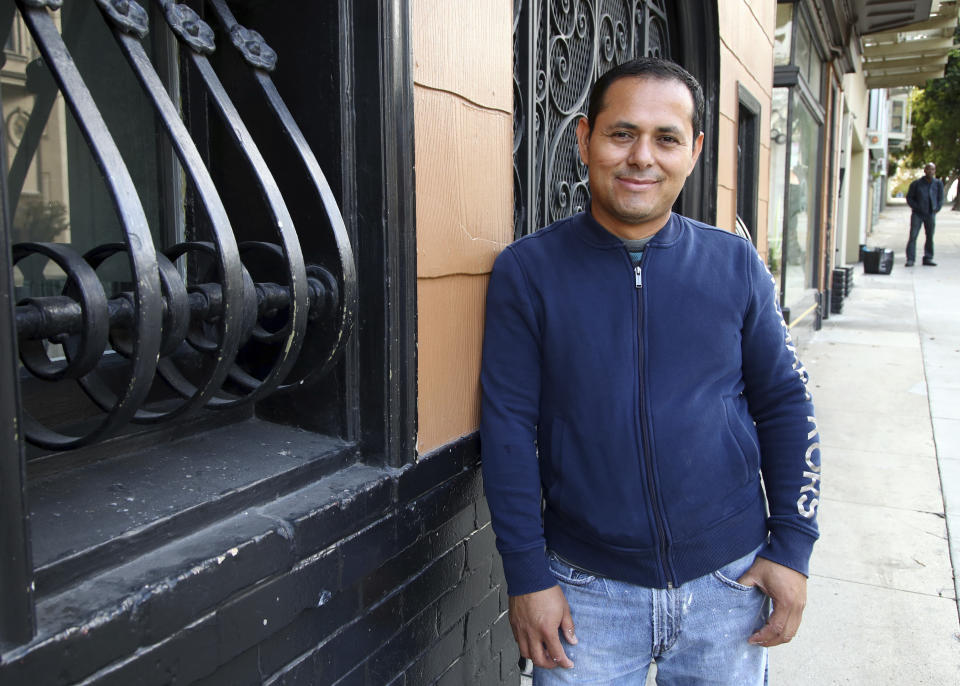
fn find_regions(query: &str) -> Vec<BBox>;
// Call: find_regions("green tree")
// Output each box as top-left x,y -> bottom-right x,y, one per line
906,34 -> 960,210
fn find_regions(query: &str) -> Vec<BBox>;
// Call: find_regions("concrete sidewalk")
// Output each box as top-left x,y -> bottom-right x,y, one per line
770,202 -> 960,684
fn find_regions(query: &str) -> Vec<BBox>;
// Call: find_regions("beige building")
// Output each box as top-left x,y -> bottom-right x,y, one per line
3,11 -> 70,259
416,0 -> 780,454
0,1 -> 952,683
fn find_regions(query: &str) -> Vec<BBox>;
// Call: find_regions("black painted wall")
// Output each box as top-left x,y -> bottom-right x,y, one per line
0,436 -> 520,685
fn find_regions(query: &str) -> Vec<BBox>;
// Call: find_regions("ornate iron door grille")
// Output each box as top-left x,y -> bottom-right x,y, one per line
513,0 -> 672,237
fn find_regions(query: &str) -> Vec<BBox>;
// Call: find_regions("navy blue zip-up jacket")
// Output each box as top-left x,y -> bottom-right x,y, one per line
480,210 -> 820,596
906,176 -> 944,215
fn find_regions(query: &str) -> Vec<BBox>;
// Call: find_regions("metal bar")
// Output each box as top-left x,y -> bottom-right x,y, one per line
94,0 -> 245,422
14,272 -> 332,343
0,60 -> 36,646
6,81 -> 57,217
0,0 -> 16,49
207,0 -> 358,386
15,0 -> 162,449
337,0 -> 361,442
6,3 -> 85,215
153,0 -> 307,405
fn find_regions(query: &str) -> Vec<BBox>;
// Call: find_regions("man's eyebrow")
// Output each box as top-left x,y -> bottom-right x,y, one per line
602,121 -> 686,137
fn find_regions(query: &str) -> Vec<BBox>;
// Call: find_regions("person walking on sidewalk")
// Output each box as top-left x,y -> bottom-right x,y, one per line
905,162 -> 944,267
480,58 -> 821,686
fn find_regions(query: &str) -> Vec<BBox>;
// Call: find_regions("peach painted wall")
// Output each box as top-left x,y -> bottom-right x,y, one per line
412,0 -> 513,454
717,0 -> 776,261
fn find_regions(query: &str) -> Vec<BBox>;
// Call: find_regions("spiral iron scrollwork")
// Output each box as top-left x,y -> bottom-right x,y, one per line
514,0 -> 671,236
8,0 -> 356,448
13,240 -> 340,425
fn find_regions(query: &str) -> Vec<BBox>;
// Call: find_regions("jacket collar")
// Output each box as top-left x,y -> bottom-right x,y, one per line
577,204 -> 685,249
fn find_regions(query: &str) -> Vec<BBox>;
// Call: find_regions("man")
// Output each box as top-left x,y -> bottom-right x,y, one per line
905,162 -> 944,267
480,58 -> 820,685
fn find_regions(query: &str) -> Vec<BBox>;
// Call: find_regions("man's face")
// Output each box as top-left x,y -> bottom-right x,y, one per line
576,76 -> 704,239
924,163 -> 936,179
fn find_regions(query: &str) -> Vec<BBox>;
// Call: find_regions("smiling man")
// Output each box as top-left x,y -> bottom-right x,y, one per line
480,59 -> 821,685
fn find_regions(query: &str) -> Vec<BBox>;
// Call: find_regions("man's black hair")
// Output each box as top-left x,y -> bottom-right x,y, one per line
586,57 -> 704,137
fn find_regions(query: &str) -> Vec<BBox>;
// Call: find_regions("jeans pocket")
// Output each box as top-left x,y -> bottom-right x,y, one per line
547,552 -> 596,587
712,545 -> 764,593
713,569 -> 757,592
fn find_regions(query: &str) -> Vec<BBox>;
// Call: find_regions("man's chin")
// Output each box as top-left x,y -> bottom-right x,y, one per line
612,206 -> 667,226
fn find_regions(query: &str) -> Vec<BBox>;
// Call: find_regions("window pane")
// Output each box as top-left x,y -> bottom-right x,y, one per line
807,53 -> 822,100
891,100 -> 904,132
774,4 -> 793,66
3,3 -> 178,304
783,90 -> 819,310
795,20 -> 812,84
767,87 -> 789,295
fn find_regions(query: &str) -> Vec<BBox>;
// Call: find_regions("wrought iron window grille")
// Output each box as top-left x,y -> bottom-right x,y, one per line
4,0 -> 357,450
0,0 -> 410,647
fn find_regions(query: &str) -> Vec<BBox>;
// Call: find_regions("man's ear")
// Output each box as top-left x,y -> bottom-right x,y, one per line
687,131 -> 705,175
576,117 -> 590,166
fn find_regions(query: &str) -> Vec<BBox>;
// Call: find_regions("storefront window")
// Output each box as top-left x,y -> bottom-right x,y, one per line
774,4 -> 793,66
783,91 -> 819,310
795,16 -> 811,80
767,88 -> 789,295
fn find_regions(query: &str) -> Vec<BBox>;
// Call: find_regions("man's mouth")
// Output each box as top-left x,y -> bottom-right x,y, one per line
616,176 -> 660,187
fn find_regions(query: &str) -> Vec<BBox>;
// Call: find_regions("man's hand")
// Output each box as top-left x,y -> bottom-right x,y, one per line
508,585 -> 578,669
738,557 -> 807,647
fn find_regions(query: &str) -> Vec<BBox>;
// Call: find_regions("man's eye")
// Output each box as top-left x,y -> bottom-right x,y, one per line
612,131 -> 632,139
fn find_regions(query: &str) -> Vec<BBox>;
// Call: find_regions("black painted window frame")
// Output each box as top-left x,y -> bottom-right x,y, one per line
0,0 -> 416,647
737,83 -> 762,245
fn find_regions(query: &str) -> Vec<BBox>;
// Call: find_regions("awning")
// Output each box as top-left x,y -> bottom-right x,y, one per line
862,0 -> 958,88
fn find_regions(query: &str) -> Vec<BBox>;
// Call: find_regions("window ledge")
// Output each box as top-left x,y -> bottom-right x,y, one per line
0,436 -> 485,682
2,460 -> 397,680
29,418 -> 356,597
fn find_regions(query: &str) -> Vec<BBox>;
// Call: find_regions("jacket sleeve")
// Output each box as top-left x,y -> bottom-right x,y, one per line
480,248 -> 556,596
935,180 -> 944,212
740,249 -> 820,576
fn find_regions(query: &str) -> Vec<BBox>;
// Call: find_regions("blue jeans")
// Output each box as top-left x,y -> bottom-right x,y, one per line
906,211 -> 935,262
534,547 -> 769,685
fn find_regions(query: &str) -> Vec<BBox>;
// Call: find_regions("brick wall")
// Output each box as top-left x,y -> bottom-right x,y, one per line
0,436 -> 519,685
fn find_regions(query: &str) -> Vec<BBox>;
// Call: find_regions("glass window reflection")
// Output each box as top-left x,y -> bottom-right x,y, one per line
767,87 -> 789,297
774,4 -> 793,66
783,91 -> 819,310
2,2 -> 178,304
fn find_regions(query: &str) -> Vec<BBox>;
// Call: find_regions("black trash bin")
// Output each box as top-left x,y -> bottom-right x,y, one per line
862,247 -> 894,274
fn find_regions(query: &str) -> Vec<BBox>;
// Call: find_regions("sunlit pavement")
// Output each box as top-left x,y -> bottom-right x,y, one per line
771,202 -> 960,684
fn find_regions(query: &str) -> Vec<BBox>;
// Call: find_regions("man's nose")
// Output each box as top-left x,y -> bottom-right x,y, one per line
627,137 -> 654,167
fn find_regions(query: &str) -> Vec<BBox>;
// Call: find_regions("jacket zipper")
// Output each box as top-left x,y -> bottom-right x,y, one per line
633,252 -> 676,588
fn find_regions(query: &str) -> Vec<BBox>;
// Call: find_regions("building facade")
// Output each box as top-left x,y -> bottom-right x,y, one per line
0,0 -> 947,684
